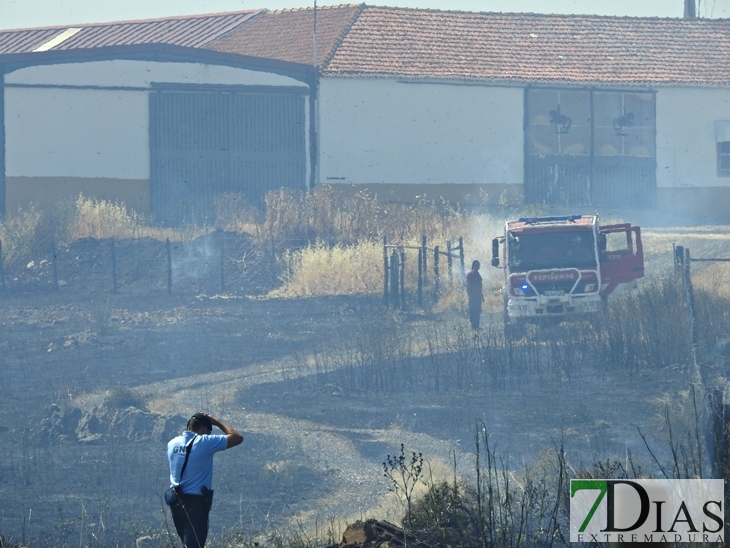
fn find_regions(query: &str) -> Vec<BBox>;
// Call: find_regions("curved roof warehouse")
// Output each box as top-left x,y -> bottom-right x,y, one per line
1,4 -> 729,222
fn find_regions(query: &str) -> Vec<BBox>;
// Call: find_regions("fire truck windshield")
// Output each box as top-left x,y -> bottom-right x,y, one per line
508,230 -> 597,270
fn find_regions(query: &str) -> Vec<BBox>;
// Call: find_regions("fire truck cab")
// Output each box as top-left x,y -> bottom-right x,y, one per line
491,214 -> 643,325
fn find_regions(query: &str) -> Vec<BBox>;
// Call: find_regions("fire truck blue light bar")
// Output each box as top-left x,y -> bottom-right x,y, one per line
517,215 -> 583,224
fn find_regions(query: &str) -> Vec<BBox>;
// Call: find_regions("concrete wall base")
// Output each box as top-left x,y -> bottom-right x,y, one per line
321,182 -> 524,207
6,176 -> 150,217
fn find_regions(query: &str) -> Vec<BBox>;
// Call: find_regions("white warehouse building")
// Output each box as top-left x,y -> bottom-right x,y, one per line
2,4 -> 730,222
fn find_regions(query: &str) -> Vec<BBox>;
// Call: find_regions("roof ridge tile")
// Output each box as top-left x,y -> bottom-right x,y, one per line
268,3 -> 363,15
1,10 -> 262,33
321,4 -> 367,70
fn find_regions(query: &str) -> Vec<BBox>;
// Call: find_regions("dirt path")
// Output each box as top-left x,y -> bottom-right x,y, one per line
0,223 -> 726,543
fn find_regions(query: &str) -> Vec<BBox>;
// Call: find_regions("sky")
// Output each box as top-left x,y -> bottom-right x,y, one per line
0,0 -> 729,30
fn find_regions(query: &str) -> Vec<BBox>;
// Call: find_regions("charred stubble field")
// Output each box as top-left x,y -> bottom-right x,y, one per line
0,224 -> 729,547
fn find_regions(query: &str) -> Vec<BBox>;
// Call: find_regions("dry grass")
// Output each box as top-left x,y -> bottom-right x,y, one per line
3,190 -> 729,309
68,195 -> 140,240
0,205 -> 44,265
2,194 -> 730,547
272,241 -> 385,297
0,195 -> 216,268
258,185 -> 473,246
693,262 -> 730,298
70,195 -> 212,243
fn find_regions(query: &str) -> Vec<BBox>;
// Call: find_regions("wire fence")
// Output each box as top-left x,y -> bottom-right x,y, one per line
0,230 -> 275,297
382,235 -> 465,309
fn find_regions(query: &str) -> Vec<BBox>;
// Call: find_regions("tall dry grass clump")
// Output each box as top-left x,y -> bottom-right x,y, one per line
259,186 -> 483,298
214,191 -> 262,235
694,261 -> 730,298
272,236 -> 471,298
0,206 -> 44,266
68,195 -> 142,240
0,199 -> 77,266
273,240 -> 384,297
260,185 -> 471,246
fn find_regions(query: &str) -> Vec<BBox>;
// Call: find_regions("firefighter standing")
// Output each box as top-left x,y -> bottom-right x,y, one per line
465,260 -> 484,329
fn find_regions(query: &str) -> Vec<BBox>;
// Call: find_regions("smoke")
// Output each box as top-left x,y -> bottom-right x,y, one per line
465,213 -> 506,288
171,231 -> 220,292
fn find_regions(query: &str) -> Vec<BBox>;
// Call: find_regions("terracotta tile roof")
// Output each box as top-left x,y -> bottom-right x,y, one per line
0,11 -> 261,54
206,5 -> 364,67
323,7 -> 730,86
2,5 -> 730,87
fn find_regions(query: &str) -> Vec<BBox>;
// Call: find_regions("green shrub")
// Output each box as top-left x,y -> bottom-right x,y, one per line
407,480 -> 480,545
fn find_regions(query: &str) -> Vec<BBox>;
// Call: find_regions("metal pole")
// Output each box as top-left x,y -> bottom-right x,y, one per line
434,245 -> 440,299
447,240 -> 453,282
459,236 -> 465,280
383,236 -> 389,304
421,235 -> 427,287
166,238 -> 172,294
110,238 -> 118,294
399,250 -> 406,311
674,244 -> 684,275
417,247 -> 423,307
51,240 -> 59,291
390,250 -> 399,307
219,229 -> 225,293
313,0 -> 318,67
685,248 -> 697,349
0,240 -> 6,291
709,389 -> 726,478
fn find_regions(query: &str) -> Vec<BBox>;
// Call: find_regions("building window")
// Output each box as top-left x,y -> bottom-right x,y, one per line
718,142 -> 730,176
526,89 -> 655,158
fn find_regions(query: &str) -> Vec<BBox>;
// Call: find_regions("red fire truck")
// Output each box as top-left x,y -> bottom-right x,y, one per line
490,214 -> 644,330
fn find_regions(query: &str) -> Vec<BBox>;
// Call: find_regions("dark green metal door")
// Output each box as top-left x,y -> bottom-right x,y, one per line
150,88 -> 306,225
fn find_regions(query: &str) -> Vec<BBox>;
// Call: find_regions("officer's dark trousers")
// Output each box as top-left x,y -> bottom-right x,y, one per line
171,494 -> 210,548
469,301 -> 482,329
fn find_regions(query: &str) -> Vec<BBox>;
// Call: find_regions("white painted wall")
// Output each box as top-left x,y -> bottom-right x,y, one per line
5,59 -> 304,88
4,60 -> 308,179
656,87 -> 730,189
5,86 -> 149,178
318,78 -> 523,185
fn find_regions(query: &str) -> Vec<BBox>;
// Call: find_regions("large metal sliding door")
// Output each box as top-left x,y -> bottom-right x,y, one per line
525,88 -> 656,208
150,88 -> 306,225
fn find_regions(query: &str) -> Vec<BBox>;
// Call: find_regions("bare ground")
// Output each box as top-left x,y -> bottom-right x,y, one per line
1,223 -> 729,546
